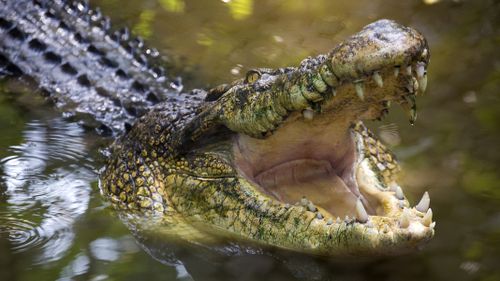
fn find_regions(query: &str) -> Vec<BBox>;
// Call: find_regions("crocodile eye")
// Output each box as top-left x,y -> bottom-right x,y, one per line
245,69 -> 261,84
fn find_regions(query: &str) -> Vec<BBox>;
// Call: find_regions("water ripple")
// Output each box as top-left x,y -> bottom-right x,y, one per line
0,214 -> 46,253
0,117 -> 96,264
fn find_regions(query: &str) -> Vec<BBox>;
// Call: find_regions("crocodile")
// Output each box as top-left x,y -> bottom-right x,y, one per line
0,0 -> 434,256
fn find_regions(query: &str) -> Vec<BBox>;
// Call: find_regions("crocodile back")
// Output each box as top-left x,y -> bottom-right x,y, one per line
0,0 -> 201,136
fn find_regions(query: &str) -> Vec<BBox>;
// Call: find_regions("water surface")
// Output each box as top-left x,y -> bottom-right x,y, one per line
1,0 -> 499,280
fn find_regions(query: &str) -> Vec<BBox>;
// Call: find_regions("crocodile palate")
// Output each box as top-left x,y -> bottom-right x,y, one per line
0,0 -> 434,258
100,20 -> 435,256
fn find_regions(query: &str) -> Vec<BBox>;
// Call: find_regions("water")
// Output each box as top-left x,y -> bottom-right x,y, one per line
1,0 -> 499,280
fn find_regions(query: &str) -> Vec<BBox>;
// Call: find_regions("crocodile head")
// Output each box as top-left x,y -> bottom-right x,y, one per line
102,19 -> 434,256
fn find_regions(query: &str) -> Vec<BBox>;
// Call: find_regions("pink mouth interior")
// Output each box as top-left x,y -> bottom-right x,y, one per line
234,112 -> 374,218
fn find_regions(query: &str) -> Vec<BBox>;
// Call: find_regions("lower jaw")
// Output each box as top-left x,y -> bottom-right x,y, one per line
231,122 -> 434,251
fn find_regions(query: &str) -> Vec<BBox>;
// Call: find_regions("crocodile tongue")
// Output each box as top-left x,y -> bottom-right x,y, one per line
254,159 -> 359,218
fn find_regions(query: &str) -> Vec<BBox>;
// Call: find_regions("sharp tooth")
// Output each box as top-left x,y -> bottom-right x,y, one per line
302,108 -> 314,121
399,208 -> 410,228
394,67 -> 400,78
392,184 -> 404,200
327,218 -> 333,225
373,72 -> 383,87
405,95 -> 417,125
409,96 -> 417,125
396,185 -> 405,200
421,49 -> 428,58
300,197 -> 308,206
316,212 -> 323,219
410,108 -> 417,125
413,62 -> 427,94
307,202 -> 317,212
355,83 -> 364,100
416,64 -> 425,78
422,208 -> 433,227
355,199 -> 369,223
332,88 -> 337,97
406,65 -> 412,76
430,221 -> 436,229
398,201 -> 405,208
418,74 -> 428,93
415,191 -> 430,212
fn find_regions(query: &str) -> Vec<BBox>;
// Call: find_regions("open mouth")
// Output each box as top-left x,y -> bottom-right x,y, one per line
235,112 -> 363,219
231,21 -> 435,251
167,19 -> 436,255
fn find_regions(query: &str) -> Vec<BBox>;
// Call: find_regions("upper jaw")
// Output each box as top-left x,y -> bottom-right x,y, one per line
197,20 -> 429,141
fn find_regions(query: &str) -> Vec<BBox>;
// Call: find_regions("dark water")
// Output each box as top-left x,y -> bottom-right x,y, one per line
1,0 -> 500,280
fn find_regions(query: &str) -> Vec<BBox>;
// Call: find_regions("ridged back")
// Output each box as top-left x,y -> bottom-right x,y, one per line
0,0 -> 202,135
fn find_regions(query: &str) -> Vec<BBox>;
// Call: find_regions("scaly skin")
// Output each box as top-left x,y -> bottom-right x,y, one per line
0,0 -> 188,135
101,20 -> 435,256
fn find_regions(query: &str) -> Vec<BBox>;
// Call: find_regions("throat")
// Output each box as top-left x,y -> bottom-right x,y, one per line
233,113 -> 374,218
254,159 -> 360,217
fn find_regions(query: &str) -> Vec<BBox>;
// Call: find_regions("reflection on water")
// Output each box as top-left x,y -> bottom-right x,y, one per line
1,0 -> 500,280
0,119 -> 93,263
0,114 -> 153,280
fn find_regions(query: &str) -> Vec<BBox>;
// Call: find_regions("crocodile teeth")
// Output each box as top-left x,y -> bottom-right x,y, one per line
302,108 -> 314,121
327,218 -> 333,225
410,108 -> 417,125
422,208 -> 433,227
416,63 -> 427,94
394,67 -> 400,78
300,197 -> 309,206
413,76 -> 420,93
399,208 -> 410,228
398,200 -> 405,208
418,74 -> 428,93
316,212 -> 323,219
406,65 -> 412,76
355,83 -> 364,101
406,95 -> 417,125
421,48 -> 428,58
373,72 -> 383,87
392,184 -> 404,200
307,202 -> 317,212
355,199 -> 369,223
415,191 -> 430,212
416,64 -> 425,78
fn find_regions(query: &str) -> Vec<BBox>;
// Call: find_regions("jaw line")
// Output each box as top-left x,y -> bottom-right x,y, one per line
212,19 -> 433,254
229,75 -> 435,254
